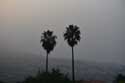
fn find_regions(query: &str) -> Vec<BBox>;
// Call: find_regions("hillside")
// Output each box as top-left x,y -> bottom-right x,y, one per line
0,53 -> 125,83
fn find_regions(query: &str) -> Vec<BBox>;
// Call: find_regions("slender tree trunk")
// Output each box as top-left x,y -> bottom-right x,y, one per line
72,47 -> 75,83
46,52 -> 48,73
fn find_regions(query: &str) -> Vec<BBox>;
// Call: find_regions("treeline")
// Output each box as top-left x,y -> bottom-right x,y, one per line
17,68 -> 71,83
0,69 -> 71,83
0,72 -> 125,83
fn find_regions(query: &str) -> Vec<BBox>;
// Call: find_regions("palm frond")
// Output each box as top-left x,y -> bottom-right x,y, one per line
40,30 -> 57,54
64,25 -> 81,47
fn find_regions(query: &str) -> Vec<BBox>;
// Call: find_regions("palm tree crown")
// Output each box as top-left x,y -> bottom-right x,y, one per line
40,30 -> 57,54
64,24 -> 81,47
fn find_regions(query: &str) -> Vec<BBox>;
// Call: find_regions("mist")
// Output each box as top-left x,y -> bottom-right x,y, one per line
0,0 -> 124,64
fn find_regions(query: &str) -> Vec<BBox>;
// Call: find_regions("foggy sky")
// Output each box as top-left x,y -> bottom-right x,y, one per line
0,0 -> 125,64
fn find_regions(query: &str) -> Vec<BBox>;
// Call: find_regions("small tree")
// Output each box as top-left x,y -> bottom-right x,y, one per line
64,24 -> 81,83
40,30 -> 57,73
114,73 -> 125,83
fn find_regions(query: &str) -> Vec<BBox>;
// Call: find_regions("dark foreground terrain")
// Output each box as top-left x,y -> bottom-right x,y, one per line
0,53 -> 125,83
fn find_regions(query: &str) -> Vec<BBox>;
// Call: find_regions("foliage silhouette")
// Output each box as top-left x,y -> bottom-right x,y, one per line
21,68 -> 71,83
114,73 -> 125,83
40,30 -> 57,73
63,24 -> 81,83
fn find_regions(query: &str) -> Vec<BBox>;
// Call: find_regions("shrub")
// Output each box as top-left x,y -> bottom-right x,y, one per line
114,73 -> 125,83
21,68 -> 71,83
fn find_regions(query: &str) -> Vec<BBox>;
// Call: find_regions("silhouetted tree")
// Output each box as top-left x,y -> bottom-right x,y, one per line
114,73 -> 125,83
63,25 -> 81,83
40,30 -> 57,73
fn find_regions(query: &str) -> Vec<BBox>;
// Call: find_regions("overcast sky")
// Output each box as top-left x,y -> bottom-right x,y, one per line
0,0 -> 124,64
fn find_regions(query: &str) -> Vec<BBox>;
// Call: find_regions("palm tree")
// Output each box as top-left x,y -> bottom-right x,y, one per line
40,30 -> 57,73
64,24 -> 81,83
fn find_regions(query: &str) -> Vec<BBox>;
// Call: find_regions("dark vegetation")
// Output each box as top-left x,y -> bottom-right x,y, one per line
114,73 -> 125,83
0,73 -> 125,83
19,68 -> 71,83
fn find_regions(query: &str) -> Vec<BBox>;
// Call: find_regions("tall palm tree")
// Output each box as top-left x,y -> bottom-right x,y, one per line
64,25 -> 81,83
40,30 -> 57,73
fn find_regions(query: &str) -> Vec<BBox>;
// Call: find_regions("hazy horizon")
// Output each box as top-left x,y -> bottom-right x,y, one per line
0,0 -> 125,64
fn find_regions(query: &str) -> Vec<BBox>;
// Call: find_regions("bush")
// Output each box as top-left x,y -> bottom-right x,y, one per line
114,73 -> 125,83
21,68 -> 71,83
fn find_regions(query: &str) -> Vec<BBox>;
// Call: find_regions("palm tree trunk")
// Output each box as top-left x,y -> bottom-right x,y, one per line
72,47 -> 75,83
46,52 -> 48,73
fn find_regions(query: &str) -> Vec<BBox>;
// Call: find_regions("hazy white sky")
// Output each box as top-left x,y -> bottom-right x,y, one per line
0,0 -> 124,64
